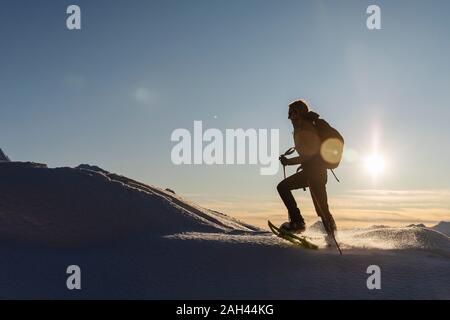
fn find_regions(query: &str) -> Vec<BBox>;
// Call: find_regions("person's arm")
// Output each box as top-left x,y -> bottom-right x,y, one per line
285,156 -> 302,166
286,154 -> 314,166
281,154 -> 310,166
281,151 -> 311,166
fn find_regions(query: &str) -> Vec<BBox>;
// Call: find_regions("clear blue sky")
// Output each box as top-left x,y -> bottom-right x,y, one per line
1,0 -> 450,226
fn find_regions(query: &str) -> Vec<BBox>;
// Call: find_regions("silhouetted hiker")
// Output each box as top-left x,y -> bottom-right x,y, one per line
277,100 -> 343,242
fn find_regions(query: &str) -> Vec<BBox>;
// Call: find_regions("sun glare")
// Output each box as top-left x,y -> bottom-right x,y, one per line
364,154 -> 385,176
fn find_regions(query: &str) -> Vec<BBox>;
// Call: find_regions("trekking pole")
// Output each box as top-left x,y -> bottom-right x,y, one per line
308,184 -> 343,255
280,147 -> 296,180
330,169 -> 340,183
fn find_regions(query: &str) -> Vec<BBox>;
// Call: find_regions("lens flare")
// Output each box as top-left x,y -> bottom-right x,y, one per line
320,138 -> 344,166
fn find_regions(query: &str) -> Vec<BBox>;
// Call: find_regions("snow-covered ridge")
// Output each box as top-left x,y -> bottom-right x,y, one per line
0,162 -> 256,246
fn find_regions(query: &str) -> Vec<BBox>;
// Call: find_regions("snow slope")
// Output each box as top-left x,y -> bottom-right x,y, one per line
0,162 -> 449,299
0,162 -> 256,246
304,221 -> 450,253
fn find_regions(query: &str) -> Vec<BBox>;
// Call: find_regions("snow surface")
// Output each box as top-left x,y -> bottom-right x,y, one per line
0,162 -> 449,299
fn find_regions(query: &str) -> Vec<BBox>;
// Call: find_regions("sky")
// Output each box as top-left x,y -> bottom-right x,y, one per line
1,0 -> 450,228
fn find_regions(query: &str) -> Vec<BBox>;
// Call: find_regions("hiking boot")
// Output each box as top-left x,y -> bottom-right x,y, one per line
280,221 -> 306,234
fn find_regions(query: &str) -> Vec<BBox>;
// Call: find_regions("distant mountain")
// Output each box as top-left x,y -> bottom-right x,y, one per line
406,222 -> 450,237
431,221 -> 450,237
407,223 -> 427,228
308,220 -> 325,232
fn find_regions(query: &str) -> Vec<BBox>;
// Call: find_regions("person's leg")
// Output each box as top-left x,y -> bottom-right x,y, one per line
277,171 -> 309,224
308,170 -> 337,235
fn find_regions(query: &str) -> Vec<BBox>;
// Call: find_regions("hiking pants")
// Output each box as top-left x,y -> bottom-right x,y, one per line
277,167 -> 334,226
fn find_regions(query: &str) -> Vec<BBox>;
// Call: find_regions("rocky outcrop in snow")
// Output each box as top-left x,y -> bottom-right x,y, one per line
0,148 -> 10,162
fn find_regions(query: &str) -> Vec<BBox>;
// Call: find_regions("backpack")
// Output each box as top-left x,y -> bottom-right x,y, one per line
305,112 -> 344,170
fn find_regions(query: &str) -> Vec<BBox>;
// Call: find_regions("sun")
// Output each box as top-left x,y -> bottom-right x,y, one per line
364,154 -> 385,176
